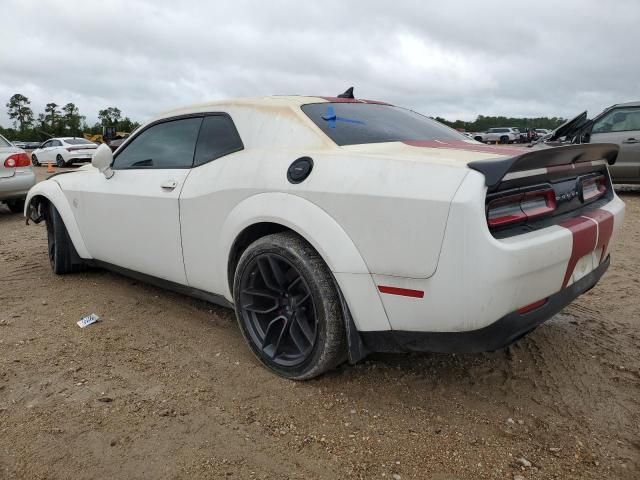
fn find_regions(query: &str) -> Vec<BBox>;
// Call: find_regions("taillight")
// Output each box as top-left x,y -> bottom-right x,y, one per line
487,187 -> 556,228
580,174 -> 606,202
3,153 -> 31,168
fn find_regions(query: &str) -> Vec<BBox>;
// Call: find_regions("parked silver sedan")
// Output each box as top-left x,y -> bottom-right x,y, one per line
0,134 -> 36,213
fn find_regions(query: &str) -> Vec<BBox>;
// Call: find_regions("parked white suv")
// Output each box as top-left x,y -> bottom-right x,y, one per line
484,127 -> 520,144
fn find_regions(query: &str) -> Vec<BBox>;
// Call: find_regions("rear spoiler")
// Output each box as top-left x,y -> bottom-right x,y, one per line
468,143 -> 619,191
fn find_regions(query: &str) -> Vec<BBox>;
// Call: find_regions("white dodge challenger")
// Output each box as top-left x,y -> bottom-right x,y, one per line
24,92 -> 625,379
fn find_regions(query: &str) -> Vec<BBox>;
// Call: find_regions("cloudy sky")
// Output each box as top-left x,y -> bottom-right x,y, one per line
1,0 -> 638,127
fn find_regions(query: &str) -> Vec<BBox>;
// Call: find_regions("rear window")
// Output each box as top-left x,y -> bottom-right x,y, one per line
301,103 -> 465,146
0,135 -> 11,147
64,138 -> 95,145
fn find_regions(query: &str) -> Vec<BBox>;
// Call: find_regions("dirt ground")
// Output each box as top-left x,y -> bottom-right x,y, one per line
1,166 -> 639,480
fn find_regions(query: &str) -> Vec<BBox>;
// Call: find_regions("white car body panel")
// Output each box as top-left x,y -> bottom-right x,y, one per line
25,96 -> 625,344
53,169 -> 190,284
25,178 -> 92,258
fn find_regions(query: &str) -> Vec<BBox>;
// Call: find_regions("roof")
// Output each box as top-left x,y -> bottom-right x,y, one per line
159,95 -> 392,119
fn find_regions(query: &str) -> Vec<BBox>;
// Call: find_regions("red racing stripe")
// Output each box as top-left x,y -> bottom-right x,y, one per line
560,209 -> 614,288
402,139 -> 527,156
583,209 -> 614,263
319,96 -> 391,105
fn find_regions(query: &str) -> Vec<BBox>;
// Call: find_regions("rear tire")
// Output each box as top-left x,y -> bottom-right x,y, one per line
45,203 -> 85,274
500,135 -> 509,144
56,154 -> 66,168
31,154 -> 40,166
6,198 -> 25,214
233,232 -> 347,380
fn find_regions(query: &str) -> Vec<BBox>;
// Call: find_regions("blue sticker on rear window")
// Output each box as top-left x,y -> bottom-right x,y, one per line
321,105 -> 366,129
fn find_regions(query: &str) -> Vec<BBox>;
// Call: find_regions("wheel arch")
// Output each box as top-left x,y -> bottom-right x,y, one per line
220,192 -> 391,333
25,180 -> 92,259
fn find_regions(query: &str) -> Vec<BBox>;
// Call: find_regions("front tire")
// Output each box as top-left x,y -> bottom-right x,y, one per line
45,204 -> 85,274
6,198 -> 25,214
31,154 -> 40,166
233,232 -> 347,380
500,135 -> 509,144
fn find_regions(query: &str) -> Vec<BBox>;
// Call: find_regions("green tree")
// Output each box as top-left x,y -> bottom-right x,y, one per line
62,102 -> 84,136
98,107 -> 122,126
6,93 -> 34,134
44,102 -> 62,133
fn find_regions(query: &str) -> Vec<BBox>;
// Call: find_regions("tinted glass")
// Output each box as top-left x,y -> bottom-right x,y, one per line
113,117 -> 202,169
0,135 -> 10,147
194,115 -> 244,166
65,138 -> 95,145
301,103 -> 464,146
593,108 -> 640,134
52,140 -> 62,147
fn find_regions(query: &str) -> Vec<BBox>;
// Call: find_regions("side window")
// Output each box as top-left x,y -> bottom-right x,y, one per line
52,140 -> 62,147
41,141 -> 51,148
593,108 -> 640,134
193,114 -> 244,167
113,117 -> 203,169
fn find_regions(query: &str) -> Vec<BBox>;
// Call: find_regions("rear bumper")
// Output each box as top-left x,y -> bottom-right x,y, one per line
360,255 -> 609,354
0,170 -> 36,201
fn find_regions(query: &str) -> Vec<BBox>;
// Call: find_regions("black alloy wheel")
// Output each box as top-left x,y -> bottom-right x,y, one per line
233,232 -> 347,379
238,253 -> 317,367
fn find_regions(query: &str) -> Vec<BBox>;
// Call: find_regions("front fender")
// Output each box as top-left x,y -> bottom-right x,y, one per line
219,192 -> 391,331
25,179 -> 92,259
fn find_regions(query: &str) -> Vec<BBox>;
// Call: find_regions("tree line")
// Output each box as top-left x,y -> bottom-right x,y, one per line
0,93 -> 140,141
434,114 -> 567,132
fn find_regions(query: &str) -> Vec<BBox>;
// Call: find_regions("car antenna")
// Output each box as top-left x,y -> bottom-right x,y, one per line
337,87 -> 354,99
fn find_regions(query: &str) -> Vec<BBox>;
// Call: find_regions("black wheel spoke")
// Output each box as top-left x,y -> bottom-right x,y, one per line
288,316 -> 308,355
292,310 -> 315,344
242,287 -> 279,300
242,302 -> 278,314
293,291 -> 311,308
257,257 -> 280,292
267,256 -> 288,289
286,275 -> 302,293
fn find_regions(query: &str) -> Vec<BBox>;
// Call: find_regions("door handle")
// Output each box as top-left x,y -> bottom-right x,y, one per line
622,138 -> 639,144
160,179 -> 178,190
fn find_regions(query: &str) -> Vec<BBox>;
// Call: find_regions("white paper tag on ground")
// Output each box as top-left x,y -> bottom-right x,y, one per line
77,313 -> 100,328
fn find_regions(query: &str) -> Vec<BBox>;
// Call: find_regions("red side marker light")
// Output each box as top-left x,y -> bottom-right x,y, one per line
517,298 -> 547,315
378,285 -> 424,298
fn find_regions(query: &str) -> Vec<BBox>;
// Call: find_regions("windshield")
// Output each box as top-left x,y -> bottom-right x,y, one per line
64,138 -> 95,145
301,103 -> 465,146
0,135 -> 11,148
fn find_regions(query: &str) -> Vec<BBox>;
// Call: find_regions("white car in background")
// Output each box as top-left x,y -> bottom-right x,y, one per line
484,127 -> 521,144
31,137 -> 98,167
1,133 -> 36,213
25,93 -> 625,379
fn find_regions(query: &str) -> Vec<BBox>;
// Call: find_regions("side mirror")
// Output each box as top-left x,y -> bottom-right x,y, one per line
92,143 -> 114,179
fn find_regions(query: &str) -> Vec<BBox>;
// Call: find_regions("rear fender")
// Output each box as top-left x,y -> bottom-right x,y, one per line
220,192 -> 391,331
25,179 -> 92,259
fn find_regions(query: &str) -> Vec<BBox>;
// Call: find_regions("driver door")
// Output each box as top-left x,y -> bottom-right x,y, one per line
71,116 -> 203,284
591,106 -> 640,181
